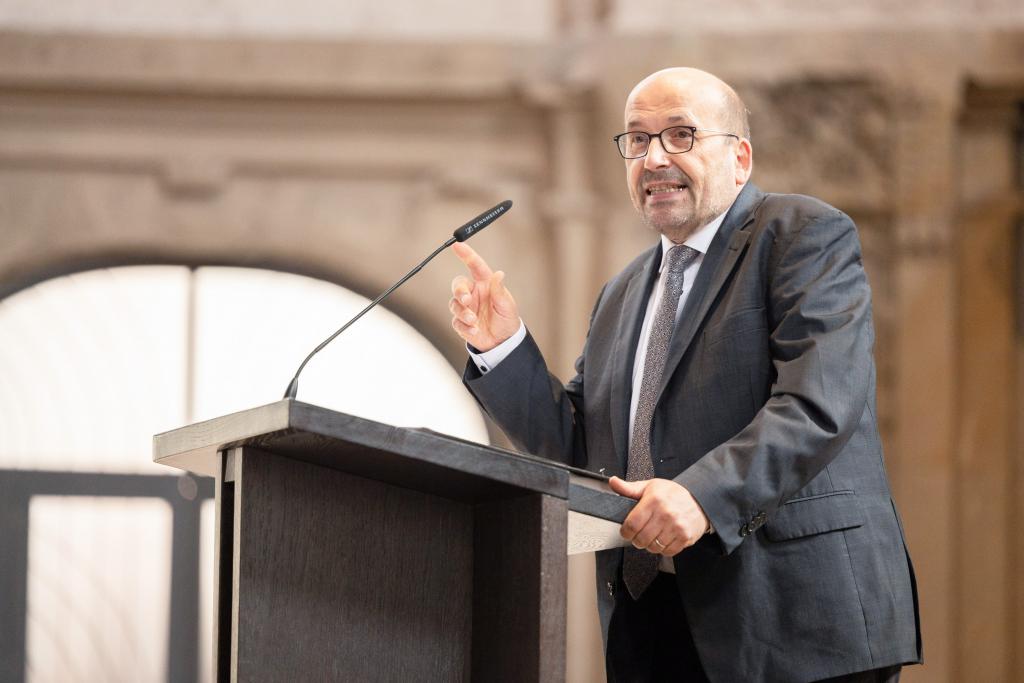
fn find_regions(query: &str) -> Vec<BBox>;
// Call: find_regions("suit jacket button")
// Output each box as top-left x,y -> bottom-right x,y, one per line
606,581 -> 615,596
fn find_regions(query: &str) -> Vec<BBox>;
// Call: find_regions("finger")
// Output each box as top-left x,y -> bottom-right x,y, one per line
451,317 -> 480,339
609,476 -> 648,500
650,536 -> 673,555
489,271 -> 517,317
629,514 -> 664,551
451,275 -> 475,305
619,500 -> 654,542
449,298 -> 478,326
452,242 -> 494,282
660,537 -> 686,557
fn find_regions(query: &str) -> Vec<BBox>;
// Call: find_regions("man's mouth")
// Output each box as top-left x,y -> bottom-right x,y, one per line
645,183 -> 687,197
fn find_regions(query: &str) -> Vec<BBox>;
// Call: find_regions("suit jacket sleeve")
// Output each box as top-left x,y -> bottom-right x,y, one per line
462,285 -> 607,469
676,208 -> 874,554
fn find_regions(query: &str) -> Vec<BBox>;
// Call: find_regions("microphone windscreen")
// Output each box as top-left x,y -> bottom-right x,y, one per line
453,200 -> 513,242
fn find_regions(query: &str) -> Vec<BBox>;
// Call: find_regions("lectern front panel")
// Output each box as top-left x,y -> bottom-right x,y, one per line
223,447 -> 473,682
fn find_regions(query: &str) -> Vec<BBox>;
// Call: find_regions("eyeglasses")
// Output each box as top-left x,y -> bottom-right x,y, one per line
612,126 -> 739,159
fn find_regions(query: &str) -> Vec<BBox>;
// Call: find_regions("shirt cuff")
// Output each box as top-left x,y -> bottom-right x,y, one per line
467,320 -> 526,374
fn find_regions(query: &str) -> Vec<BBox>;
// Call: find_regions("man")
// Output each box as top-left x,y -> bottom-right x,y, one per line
448,68 -> 921,682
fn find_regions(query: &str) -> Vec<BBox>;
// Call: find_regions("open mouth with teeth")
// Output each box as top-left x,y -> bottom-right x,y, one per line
645,184 -> 687,197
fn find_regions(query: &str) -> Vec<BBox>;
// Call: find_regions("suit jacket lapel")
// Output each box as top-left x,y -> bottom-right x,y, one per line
653,184 -> 764,405
608,246 -> 661,470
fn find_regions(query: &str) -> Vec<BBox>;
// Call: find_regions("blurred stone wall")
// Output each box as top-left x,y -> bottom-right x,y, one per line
1,1 -> 1022,680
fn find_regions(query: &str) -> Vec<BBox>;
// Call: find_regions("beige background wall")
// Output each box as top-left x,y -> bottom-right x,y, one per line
1,1 -> 1022,680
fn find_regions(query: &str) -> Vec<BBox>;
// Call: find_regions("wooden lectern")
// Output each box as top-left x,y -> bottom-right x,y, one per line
153,400 -> 632,682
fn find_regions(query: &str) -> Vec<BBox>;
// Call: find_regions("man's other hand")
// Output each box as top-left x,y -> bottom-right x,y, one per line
609,476 -> 711,557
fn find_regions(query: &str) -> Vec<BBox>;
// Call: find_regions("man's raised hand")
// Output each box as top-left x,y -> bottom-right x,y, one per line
449,242 -> 520,352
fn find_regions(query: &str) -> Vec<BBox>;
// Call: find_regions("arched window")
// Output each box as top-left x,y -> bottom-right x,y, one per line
0,265 -> 487,682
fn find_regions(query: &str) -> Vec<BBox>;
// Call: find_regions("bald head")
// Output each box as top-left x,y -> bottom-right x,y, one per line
626,68 -> 750,140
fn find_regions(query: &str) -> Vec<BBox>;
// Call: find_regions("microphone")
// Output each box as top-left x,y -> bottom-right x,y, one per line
282,199 -> 513,399
453,199 -> 512,241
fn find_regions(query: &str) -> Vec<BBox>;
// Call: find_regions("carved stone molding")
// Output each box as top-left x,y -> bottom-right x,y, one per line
740,79 -> 892,213
0,30 -> 547,100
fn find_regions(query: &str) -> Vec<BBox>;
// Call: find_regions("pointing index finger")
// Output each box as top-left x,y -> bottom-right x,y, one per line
452,242 -> 494,282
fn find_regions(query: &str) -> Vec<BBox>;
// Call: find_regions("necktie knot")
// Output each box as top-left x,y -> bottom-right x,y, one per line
665,245 -> 698,275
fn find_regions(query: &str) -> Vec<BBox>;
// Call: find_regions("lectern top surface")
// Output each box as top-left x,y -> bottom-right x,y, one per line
153,400 -> 618,507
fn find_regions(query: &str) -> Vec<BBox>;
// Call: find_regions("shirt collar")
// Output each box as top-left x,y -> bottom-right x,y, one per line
656,207 -> 729,274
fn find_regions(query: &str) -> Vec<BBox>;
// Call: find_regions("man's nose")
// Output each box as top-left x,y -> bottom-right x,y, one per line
643,136 -> 671,170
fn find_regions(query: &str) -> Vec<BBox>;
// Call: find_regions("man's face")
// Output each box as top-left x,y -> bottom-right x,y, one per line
623,75 -> 743,242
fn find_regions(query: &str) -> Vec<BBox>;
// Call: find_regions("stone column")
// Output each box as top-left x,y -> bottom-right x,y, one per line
952,95 -> 1022,683
889,90 -> 959,683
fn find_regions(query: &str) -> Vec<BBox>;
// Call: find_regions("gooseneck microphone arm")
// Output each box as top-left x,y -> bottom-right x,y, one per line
283,199 -> 513,400
282,238 -> 453,400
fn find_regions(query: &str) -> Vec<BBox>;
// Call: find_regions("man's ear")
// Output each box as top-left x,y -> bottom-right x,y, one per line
734,138 -> 753,185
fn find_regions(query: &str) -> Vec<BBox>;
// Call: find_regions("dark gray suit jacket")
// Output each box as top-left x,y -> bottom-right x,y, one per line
464,183 -> 921,682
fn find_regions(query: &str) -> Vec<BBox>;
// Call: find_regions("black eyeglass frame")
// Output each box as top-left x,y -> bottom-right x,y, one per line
612,125 -> 740,159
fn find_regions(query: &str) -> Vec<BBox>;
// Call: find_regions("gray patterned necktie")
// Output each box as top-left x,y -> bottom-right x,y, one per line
622,244 -> 699,600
